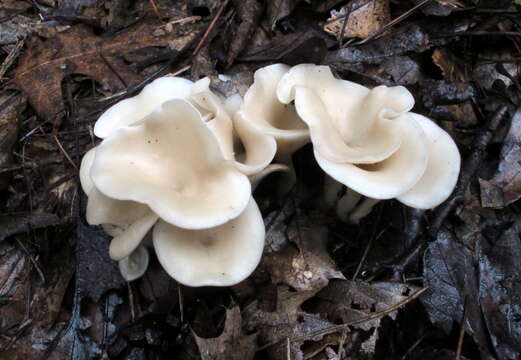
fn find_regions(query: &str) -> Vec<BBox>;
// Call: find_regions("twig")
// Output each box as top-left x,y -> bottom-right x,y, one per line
455,298 -> 468,360
0,39 -> 24,79
192,0 -> 230,57
352,204 -> 384,281
53,134 -> 79,172
353,0 -> 432,46
259,286 -> 428,350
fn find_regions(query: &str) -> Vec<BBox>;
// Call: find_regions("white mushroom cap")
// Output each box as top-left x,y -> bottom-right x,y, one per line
397,114 -> 461,208
191,90 -> 277,176
79,147 -> 97,194
277,64 -> 409,164
118,245 -> 149,282
249,163 -> 289,190
90,99 -> 251,230
237,64 -> 310,162
94,77 -> 195,138
314,114 -> 428,199
152,198 -> 265,287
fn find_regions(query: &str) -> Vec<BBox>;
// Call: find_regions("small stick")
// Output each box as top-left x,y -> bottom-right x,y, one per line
258,286 -> 428,350
192,0 -> 230,57
353,0 -> 432,46
53,134 -> 78,172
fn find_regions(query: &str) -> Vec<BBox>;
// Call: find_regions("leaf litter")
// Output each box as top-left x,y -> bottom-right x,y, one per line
0,0 -> 520,358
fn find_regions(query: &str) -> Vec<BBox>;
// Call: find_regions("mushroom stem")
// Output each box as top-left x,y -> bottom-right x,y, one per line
118,245 -> 150,282
324,174 -> 344,207
348,197 -> 380,224
336,188 -> 362,221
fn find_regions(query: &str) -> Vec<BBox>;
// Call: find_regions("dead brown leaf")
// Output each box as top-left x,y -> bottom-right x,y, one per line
12,19 -> 202,126
194,306 -> 257,360
227,0 -> 263,67
310,280 -> 418,354
324,0 -> 390,39
267,0 -> 297,30
0,94 -> 25,188
243,286 -> 333,360
260,215 -> 345,291
480,107 -> 521,208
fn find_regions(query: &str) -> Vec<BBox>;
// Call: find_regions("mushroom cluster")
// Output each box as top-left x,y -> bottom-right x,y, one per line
80,63 -> 460,286
242,64 -> 460,220
80,77 -> 274,286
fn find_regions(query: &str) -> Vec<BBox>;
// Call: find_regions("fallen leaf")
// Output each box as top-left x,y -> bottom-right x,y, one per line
480,107 -> 521,208
262,221 -> 345,291
421,229 -> 495,358
0,93 -> 25,188
325,24 -> 430,65
0,235 -> 77,358
227,0 -> 263,66
311,280 -> 418,354
243,286 -> 333,360
267,0 -> 296,30
429,48 -> 477,127
478,220 -> 521,358
239,31 -> 328,65
0,212 -> 65,243
194,306 -> 257,360
12,19 -> 202,125
76,223 -> 126,302
324,0 -> 390,39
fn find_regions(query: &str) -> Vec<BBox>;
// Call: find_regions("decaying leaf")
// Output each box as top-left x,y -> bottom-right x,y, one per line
267,0 -> 297,29
311,280 -> 418,354
0,212 -> 64,243
194,306 -> 257,360
480,107 -> 521,208
478,220 -> 521,358
261,220 -> 345,291
239,31 -> 328,65
76,223 -> 126,302
325,24 -> 430,65
227,0 -> 263,66
12,19 -> 202,126
258,203 -> 344,292
0,94 -> 25,188
324,0 -> 390,39
243,286 -> 333,360
421,229 -> 495,358
0,237 -> 76,358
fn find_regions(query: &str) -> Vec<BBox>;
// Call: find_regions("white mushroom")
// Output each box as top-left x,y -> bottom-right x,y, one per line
190,91 -> 277,176
397,113 -> 461,208
237,64 -> 310,163
79,147 -> 97,194
153,199 -> 265,287
90,98 -> 252,230
94,77 -> 195,138
118,245 -> 150,282
276,64 -> 459,208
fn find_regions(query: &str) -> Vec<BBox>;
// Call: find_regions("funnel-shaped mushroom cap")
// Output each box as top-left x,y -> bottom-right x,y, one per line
397,114 -> 461,208
119,245 -> 149,281
277,64 -> 409,164
237,64 -> 310,161
314,114 -> 428,199
191,91 -> 277,176
91,99 -> 251,230
94,77 -> 195,138
153,199 -> 265,287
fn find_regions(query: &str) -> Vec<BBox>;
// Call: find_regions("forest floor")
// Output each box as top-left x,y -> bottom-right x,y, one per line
0,0 -> 520,359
